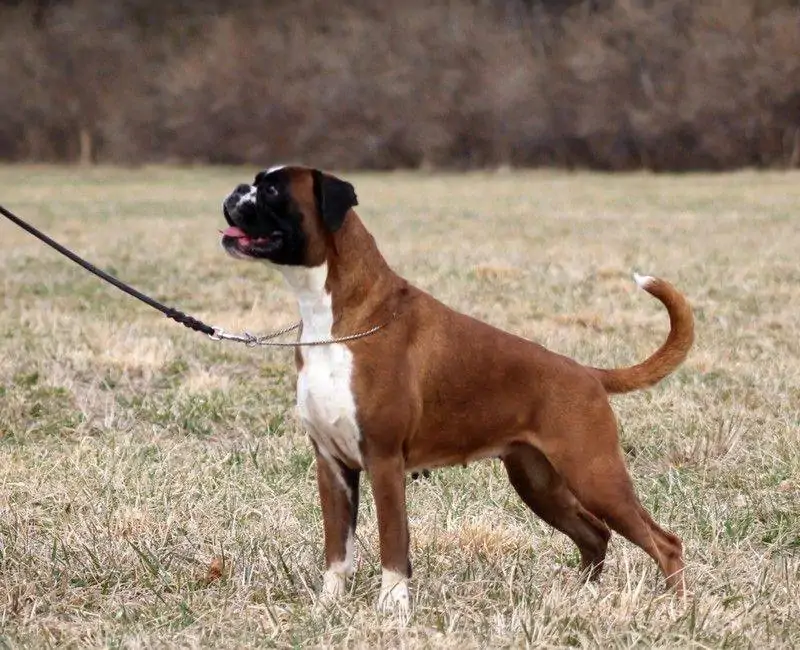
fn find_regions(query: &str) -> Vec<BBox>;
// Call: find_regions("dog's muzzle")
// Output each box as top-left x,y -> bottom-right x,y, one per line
223,184 -> 255,224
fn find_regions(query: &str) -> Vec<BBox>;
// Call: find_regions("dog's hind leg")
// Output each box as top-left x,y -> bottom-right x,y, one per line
501,442 -> 611,580
314,443 -> 361,603
549,441 -> 686,594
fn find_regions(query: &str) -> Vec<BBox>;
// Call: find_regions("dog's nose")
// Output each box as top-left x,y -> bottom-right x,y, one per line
224,192 -> 240,211
223,184 -> 253,218
223,195 -> 239,222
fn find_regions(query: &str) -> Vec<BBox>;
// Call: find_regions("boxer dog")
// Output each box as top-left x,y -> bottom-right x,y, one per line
220,165 -> 694,615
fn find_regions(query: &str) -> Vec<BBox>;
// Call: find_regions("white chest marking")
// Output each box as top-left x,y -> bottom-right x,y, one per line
279,264 -> 363,469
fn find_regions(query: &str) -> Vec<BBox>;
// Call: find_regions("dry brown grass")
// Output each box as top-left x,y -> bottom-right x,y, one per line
0,166 -> 799,647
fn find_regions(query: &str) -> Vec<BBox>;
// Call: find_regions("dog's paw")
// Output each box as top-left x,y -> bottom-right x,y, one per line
376,569 -> 411,621
318,569 -> 348,604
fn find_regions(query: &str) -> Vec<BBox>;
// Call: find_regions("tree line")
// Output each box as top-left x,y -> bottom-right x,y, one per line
1,0 -> 798,170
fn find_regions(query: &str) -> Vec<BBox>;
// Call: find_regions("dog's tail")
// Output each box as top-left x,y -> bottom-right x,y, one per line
589,273 -> 694,394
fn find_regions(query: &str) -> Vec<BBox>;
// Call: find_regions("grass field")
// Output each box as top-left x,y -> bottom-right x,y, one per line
0,166 -> 798,648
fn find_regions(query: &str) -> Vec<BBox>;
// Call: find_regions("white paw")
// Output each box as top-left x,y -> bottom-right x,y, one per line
319,570 -> 347,604
376,569 -> 411,621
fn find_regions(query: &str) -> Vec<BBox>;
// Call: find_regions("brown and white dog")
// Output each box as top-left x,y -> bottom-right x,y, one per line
220,165 -> 694,614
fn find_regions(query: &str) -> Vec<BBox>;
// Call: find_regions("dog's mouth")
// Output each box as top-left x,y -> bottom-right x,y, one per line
221,225 -> 282,257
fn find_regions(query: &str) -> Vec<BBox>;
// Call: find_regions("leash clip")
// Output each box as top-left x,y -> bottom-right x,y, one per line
208,327 -> 261,347
208,327 -> 248,344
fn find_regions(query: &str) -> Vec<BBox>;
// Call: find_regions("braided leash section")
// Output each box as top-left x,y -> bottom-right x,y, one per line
164,308 -> 216,336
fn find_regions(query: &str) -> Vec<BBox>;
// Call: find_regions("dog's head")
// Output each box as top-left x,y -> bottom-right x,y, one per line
220,165 -> 357,266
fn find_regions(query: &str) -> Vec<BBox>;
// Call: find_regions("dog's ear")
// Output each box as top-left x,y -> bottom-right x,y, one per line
312,169 -> 357,233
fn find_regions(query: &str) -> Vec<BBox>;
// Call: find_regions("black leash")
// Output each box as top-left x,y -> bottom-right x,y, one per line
0,204 -> 397,347
0,203 -> 215,336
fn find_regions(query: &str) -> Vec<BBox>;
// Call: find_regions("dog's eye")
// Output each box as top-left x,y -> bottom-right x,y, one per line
264,185 -> 279,197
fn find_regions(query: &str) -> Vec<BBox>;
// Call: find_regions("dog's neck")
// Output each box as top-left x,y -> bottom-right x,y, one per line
326,211 -> 399,307
277,212 -> 403,336
278,264 -> 334,341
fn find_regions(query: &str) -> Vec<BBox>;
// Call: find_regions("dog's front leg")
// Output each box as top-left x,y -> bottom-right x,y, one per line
368,454 -> 411,617
315,445 -> 360,603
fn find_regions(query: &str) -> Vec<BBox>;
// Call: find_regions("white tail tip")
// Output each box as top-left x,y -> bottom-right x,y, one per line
633,272 -> 655,289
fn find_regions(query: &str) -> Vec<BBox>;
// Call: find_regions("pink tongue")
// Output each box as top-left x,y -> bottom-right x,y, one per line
221,225 -> 269,245
222,226 -> 247,238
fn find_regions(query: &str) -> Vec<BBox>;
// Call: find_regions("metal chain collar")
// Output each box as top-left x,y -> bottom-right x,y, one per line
208,313 -> 397,348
